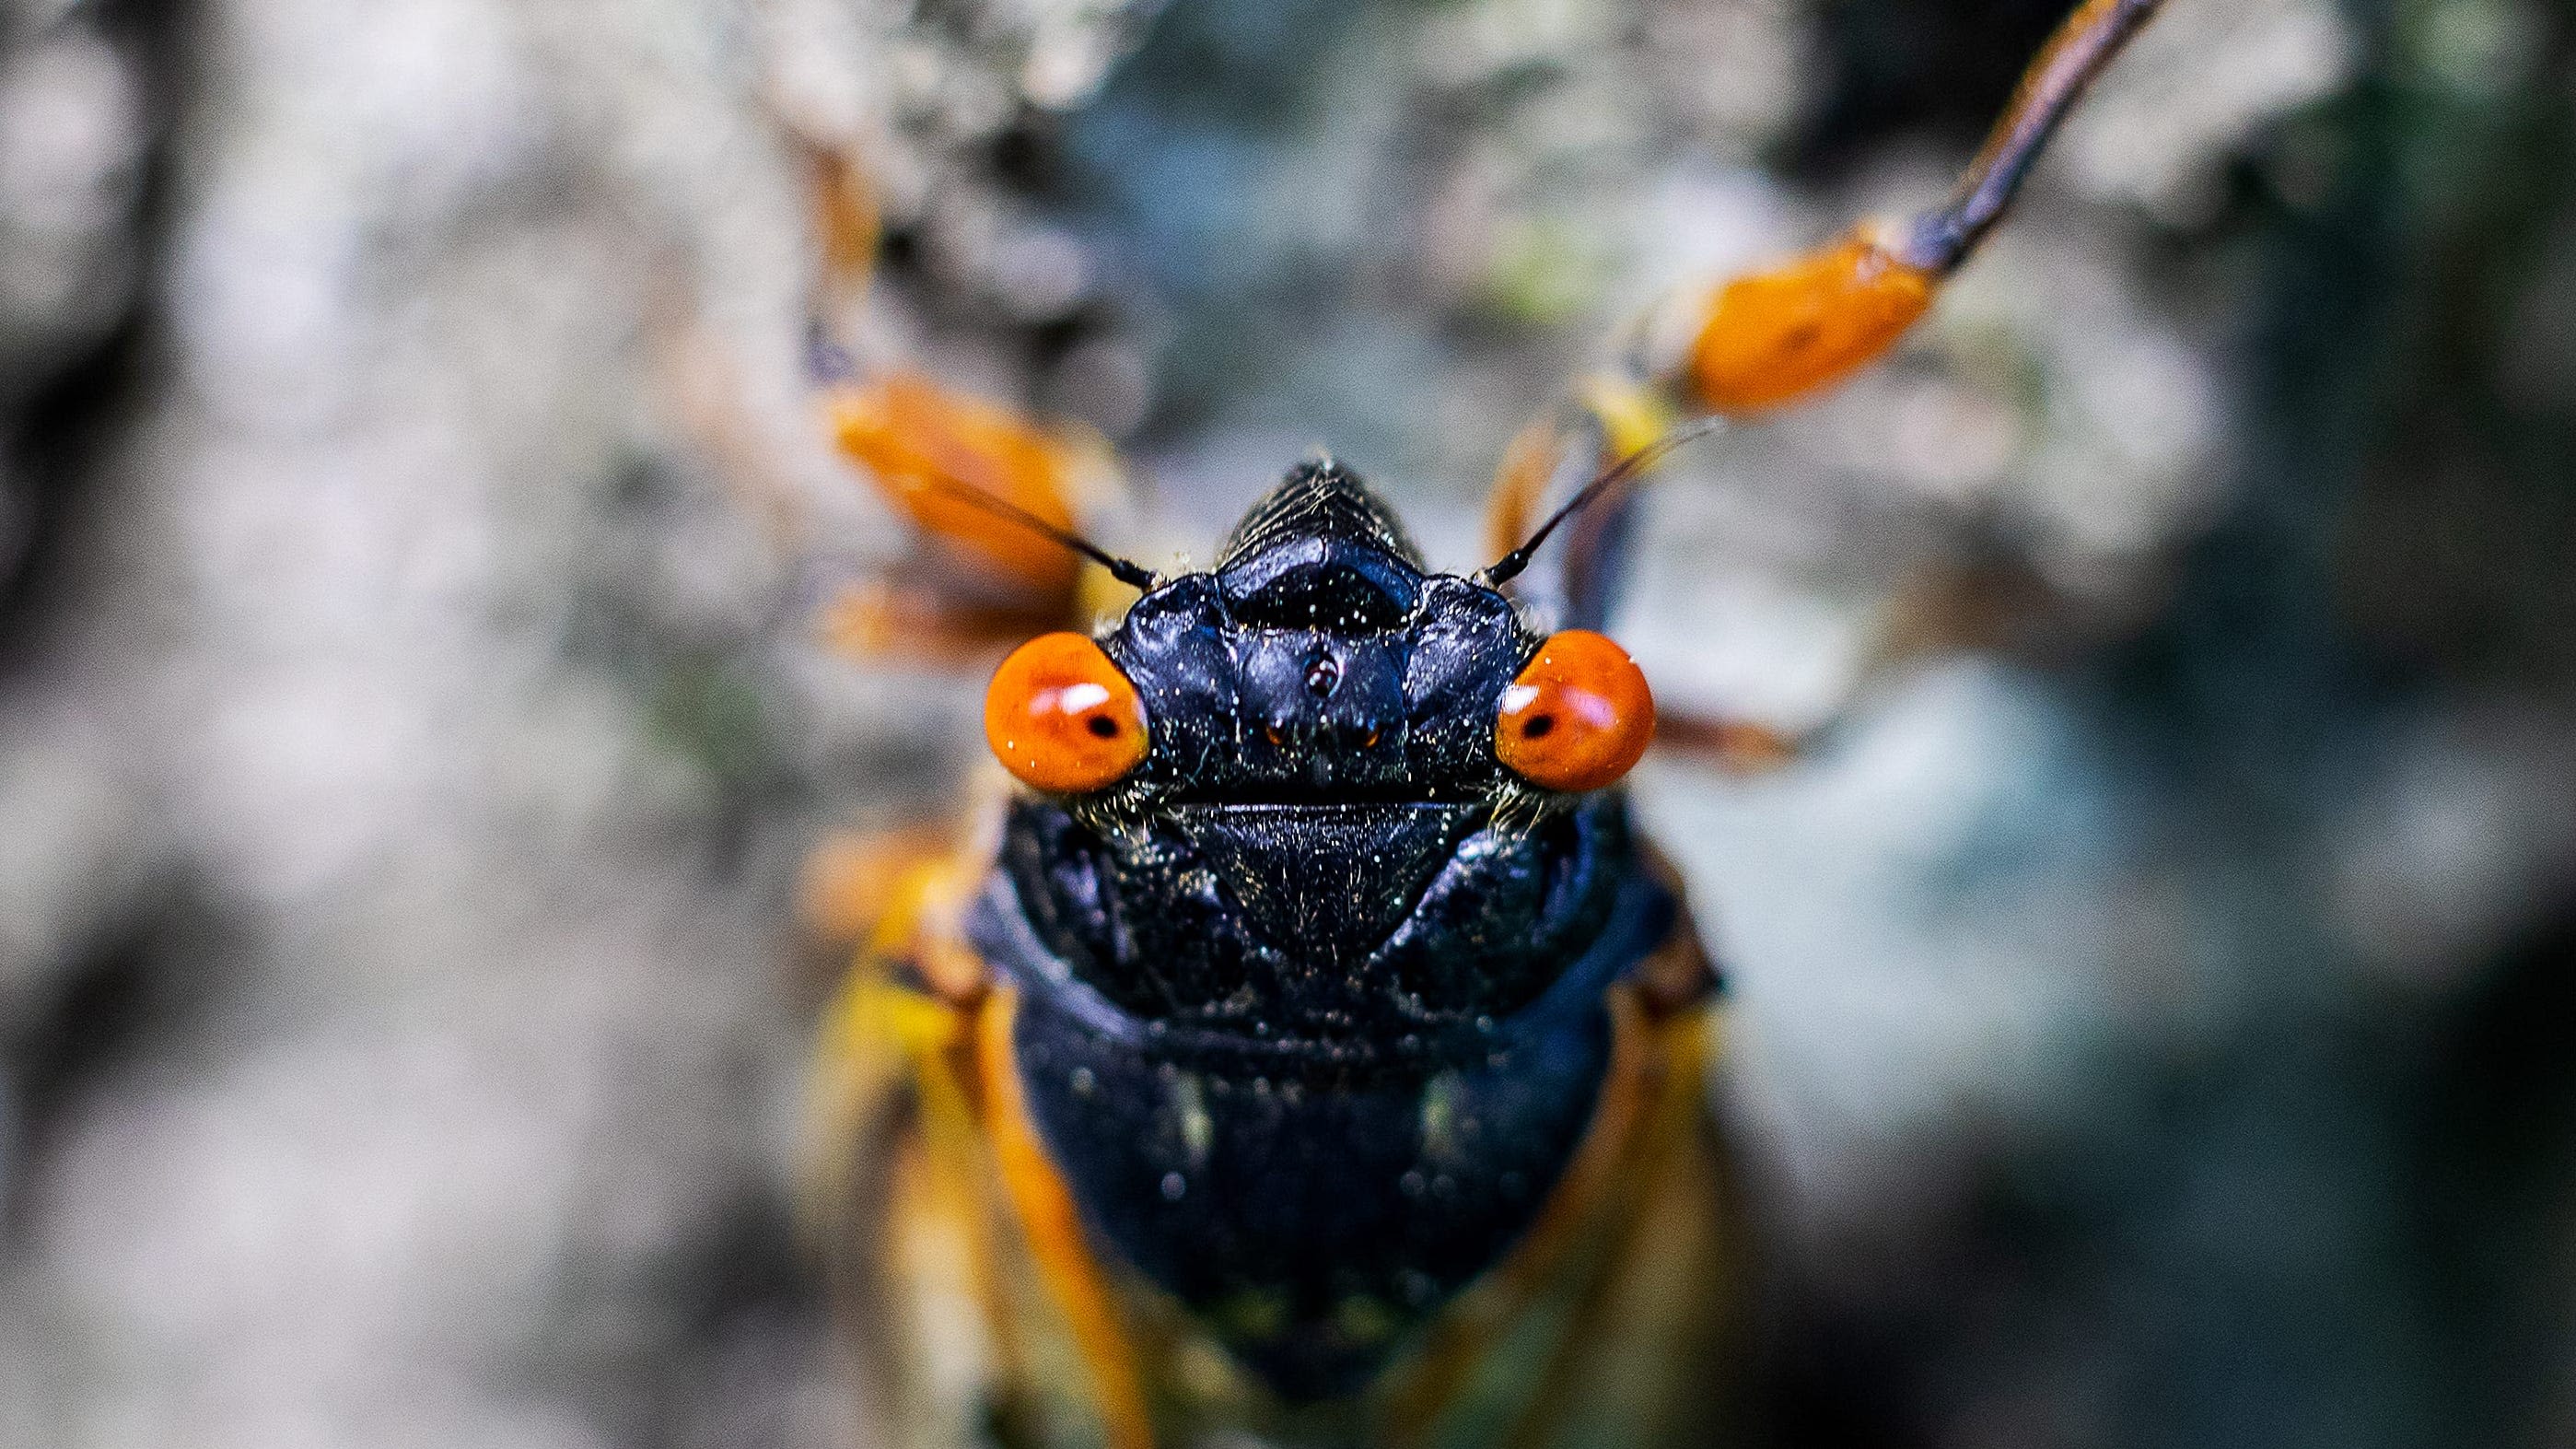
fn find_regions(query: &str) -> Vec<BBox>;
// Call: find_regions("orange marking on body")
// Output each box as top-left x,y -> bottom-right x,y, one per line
828,372 -> 1086,598
1685,229 -> 1933,415
976,989 -> 1159,1449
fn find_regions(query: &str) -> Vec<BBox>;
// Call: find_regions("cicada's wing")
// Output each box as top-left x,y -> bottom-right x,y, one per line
806,941 -> 977,1443
806,840 -> 1165,1449
806,838 -> 1023,1448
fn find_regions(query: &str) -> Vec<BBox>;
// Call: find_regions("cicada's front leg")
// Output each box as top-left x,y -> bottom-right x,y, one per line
1486,0 -> 2165,769
1678,0 -> 2166,414
813,369 -> 1135,660
783,116 -> 1138,663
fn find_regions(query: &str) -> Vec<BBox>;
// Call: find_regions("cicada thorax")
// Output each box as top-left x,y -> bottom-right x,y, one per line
820,465 -> 1753,1448
977,792 -> 1668,1400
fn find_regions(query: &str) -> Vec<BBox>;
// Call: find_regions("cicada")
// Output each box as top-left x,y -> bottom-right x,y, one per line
801,1 -> 2167,1445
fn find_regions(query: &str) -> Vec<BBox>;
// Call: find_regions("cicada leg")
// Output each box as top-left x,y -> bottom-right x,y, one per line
975,990 -> 1159,1449
806,838 -> 1024,1446
658,129 -> 1130,663
1645,548 -> 2070,777
810,823 -> 1170,1449
818,369 -> 1136,660
1485,0 -> 2167,640
788,124 -> 1141,661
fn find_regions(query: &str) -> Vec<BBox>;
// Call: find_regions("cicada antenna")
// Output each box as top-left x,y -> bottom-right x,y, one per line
916,476 -> 1160,591
1476,417 -> 1726,588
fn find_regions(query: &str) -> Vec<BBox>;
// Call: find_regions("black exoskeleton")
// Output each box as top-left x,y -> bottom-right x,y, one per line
968,462 -> 1682,1399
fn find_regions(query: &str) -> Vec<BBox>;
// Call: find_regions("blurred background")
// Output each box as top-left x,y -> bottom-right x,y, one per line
2,0 -> 2573,1444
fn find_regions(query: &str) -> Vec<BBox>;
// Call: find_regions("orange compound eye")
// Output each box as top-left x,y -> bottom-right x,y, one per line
985,632 -> 1149,793
1495,629 -> 1654,792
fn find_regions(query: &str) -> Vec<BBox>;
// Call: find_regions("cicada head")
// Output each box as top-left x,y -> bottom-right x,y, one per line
974,459 -> 1667,1063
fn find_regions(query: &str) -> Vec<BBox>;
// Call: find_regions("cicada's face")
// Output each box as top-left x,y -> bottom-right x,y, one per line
973,461 -> 1663,1066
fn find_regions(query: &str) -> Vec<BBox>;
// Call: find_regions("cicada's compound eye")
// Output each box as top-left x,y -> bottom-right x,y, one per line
985,632 -> 1149,793
1495,629 -> 1653,792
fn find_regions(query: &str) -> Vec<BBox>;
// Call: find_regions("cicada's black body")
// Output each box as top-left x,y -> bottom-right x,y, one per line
969,465 -> 1686,1399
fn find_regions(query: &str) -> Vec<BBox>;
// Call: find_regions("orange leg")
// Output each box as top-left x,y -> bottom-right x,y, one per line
1484,0 -> 2167,630
783,118 -> 1140,662
661,140 -> 1130,665
825,373 -> 1092,605
975,989 -> 1160,1449
1680,0 -> 2162,415
816,369 -> 1143,661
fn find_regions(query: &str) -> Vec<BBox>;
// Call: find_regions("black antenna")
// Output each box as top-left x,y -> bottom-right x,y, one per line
1476,417 -> 1724,587
919,477 -> 1159,590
